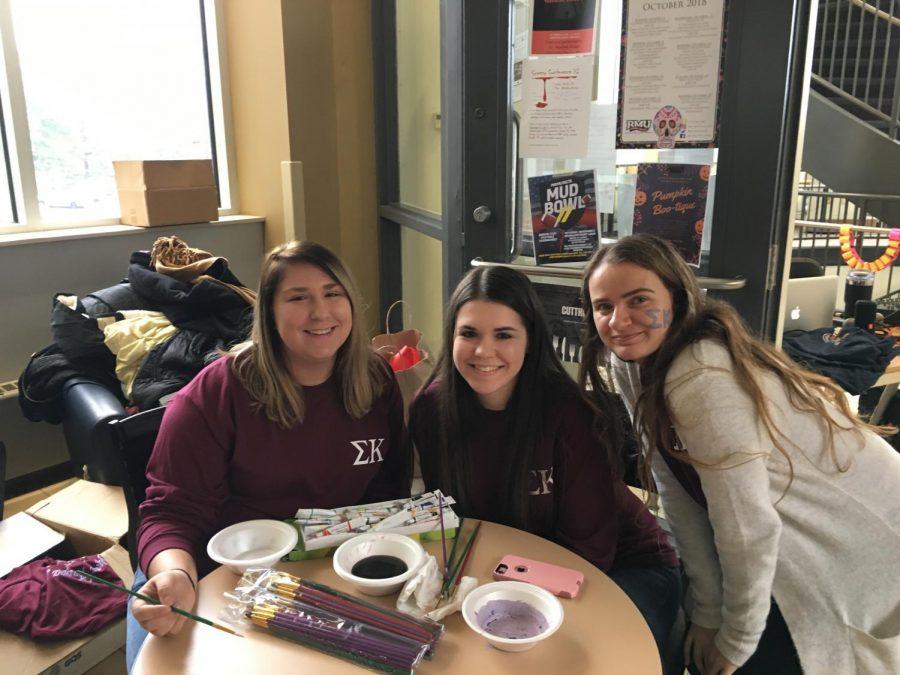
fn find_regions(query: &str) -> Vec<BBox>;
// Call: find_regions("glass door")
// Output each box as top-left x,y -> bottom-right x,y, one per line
374,0 -> 445,344
374,0 -> 517,341
508,0 -> 719,373
378,0 -> 812,340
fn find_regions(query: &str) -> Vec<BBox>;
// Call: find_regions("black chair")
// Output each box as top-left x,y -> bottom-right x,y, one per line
790,257 -> 825,278
108,407 -> 166,571
61,377 -> 129,485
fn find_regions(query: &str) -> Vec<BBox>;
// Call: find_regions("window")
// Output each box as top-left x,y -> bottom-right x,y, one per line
0,0 -> 235,231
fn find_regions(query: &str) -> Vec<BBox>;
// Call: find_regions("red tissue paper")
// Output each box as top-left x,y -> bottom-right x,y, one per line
389,345 -> 422,372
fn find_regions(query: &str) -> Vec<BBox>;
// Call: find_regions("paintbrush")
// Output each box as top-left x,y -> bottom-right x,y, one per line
443,515 -> 464,586
441,519 -> 482,598
438,492 -> 447,584
76,570 -> 243,637
448,520 -> 482,595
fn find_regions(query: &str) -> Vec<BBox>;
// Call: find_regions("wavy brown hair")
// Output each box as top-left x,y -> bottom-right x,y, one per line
229,241 -> 385,428
578,235 -> 882,493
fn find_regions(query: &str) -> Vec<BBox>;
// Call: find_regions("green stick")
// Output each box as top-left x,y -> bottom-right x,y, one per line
441,520 -> 481,597
76,570 -> 242,637
443,516 -> 465,585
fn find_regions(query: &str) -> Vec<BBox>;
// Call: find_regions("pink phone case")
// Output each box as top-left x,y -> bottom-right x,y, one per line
492,555 -> 584,598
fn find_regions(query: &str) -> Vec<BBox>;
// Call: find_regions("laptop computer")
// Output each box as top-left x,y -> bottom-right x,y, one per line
782,275 -> 841,332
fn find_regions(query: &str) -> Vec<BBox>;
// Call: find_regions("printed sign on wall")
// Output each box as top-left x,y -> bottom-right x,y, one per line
528,170 -> 599,265
633,163 -> 710,265
618,0 -> 727,148
520,55 -> 594,158
531,0 -> 598,55
533,282 -> 585,364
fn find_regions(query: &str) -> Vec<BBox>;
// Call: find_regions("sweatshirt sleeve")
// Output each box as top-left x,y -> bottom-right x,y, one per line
363,370 -> 412,501
666,343 -> 781,667
650,453 -> 724,628
137,389 -> 233,573
612,352 -> 725,626
552,402 -> 622,571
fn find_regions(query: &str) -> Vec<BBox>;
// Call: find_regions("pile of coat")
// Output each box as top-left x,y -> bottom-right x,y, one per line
19,237 -> 255,423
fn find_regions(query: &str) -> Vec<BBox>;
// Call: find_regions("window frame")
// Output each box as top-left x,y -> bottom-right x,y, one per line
0,0 -> 238,235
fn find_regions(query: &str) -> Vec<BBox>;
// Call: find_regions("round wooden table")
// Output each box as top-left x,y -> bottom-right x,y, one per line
133,521 -> 661,674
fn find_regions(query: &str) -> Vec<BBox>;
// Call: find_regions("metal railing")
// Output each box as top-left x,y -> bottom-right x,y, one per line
470,258 -> 746,290
793,183 -> 900,302
813,0 -> 900,139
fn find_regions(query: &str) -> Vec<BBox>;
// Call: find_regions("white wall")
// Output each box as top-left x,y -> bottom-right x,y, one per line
1,218 -> 265,480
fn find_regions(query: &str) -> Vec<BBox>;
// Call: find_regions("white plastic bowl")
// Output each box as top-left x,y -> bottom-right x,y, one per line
462,581 -> 564,652
332,532 -> 426,596
207,519 -> 298,574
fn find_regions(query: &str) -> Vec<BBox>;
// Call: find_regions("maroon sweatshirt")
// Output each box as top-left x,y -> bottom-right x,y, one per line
409,382 -> 677,571
137,356 -> 408,576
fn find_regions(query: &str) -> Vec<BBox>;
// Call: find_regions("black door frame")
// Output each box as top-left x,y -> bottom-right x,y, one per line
373,0 -> 514,331
375,0 -> 814,339
707,0 -> 814,338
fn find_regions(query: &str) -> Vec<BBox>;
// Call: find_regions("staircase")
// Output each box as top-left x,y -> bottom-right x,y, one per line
802,0 -> 900,226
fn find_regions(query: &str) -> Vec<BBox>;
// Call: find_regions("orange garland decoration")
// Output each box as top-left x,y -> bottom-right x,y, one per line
838,225 -> 900,272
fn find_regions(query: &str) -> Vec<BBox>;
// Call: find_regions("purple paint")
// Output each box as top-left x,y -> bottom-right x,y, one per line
476,599 -> 548,639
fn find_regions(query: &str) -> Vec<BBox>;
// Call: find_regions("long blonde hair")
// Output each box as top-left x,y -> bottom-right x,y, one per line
578,235 -> 884,492
229,241 -> 384,427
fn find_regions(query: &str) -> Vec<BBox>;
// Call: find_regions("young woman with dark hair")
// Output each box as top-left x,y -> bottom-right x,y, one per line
581,234 -> 900,675
125,241 -> 409,670
408,265 -> 681,661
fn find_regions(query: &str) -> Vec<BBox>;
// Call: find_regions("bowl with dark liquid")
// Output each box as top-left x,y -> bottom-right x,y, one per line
332,532 -> 426,596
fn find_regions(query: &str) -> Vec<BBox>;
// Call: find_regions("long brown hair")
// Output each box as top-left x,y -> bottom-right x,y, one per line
229,241 -> 385,427
417,265 -> 624,533
578,235 -> 880,492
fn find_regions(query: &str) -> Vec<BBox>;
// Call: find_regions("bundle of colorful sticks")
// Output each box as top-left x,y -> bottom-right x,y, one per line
237,570 -> 444,673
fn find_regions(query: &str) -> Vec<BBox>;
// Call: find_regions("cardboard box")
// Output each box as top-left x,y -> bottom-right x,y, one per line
0,513 -> 67,578
26,480 -> 128,555
113,159 -> 218,227
0,544 -> 133,675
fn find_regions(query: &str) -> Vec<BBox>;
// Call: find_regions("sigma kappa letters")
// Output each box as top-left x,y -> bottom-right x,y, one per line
351,438 -> 385,466
528,467 -> 554,496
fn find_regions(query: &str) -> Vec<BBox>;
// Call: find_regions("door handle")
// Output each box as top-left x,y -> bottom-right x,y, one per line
510,111 -> 523,259
473,205 -> 492,223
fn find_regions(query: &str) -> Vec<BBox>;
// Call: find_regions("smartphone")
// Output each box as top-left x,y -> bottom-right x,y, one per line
492,555 -> 584,598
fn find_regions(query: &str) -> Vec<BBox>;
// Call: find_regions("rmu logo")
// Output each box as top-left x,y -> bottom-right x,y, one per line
626,119 -> 652,132
351,438 -> 385,465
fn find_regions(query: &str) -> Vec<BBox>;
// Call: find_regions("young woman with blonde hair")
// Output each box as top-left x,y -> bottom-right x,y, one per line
126,241 -> 409,670
581,234 -> 900,675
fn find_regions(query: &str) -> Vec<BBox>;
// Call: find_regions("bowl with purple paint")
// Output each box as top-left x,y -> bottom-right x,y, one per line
461,581 -> 563,652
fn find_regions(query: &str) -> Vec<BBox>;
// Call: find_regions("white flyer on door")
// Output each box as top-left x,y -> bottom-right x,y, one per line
519,55 -> 593,159
618,0 -> 725,147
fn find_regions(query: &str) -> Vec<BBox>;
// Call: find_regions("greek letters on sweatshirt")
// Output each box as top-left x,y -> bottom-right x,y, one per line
137,356 -> 408,576
409,381 -> 677,572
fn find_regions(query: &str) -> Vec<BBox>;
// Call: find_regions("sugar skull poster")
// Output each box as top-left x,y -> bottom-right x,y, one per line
633,163 -> 709,265
528,170 -> 599,265
617,0 -> 727,148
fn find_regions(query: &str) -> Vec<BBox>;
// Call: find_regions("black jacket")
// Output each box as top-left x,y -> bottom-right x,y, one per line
19,253 -> 252,422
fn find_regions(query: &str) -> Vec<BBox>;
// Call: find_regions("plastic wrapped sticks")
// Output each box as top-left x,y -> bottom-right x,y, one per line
226,569 -> 444,673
